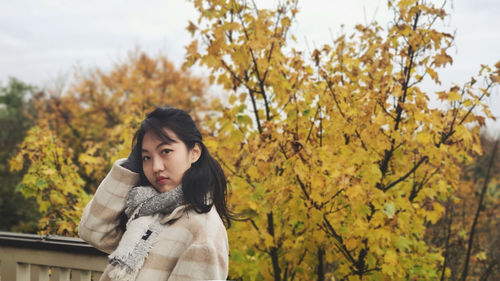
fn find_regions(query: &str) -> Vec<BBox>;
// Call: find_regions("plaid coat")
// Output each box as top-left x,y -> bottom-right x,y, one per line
78,160 -> 229,281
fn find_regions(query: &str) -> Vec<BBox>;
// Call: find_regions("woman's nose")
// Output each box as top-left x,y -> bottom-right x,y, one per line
152,157 -> 164,172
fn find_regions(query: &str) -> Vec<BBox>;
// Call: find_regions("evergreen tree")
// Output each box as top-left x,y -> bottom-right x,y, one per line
0,78 -> 40,233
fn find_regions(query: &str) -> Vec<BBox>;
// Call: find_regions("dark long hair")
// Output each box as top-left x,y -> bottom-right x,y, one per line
132,107 -> 233,228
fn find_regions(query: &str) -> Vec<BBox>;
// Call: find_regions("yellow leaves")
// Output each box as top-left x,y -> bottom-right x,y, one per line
427,30 -> 444,50
179,0 -> 497,279
13,125 -> 88,236
432,49 -> 453,67
186,20 -> 198,36
416,131 -> 433,145
481,107 -> 495,120
344,237 -> 358,251
427,202 -> 445,224
57,221 -> 75,236
359,163 -> 382,184
494,60 -> 500,70
78,153 -> 103,173
426,67 -> 440,84
397,0 -> 418,10
244,198 -> 259,213
202,54 -> 220,69
347,276 -> 361,281
345,184 -> 363,201
78,154 -> 101,165
366,226 -> 392,247
383,202 -> 396,219
280,17 -> 291,29
183,40 -> 200,69
448,90 -> 461,102
293,160 -> 309,180
384,250 -> 398,265
395,236 -> 411,251
9,151 -> 24,172
489,73 -> 500,83
228,94 -> 237,105
262,232 -> 274,248
43,168 -> 56,176
232,47 -> 249,67
39,200 -> 50,213
436,86 -> 463,104
475,251 -> 488,261
49,192 -> 65,205
246,165 -> 259,179
10,52 -> 208,237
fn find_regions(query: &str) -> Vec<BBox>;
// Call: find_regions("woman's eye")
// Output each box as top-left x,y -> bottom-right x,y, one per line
161,149 -> 172,155
142,155 -> 150,161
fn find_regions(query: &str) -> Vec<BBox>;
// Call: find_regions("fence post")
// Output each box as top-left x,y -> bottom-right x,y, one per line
38,265 -> 50,281
16,263 -> 30,281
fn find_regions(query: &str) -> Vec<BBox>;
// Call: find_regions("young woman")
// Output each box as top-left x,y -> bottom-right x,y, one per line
79,107 -> 232,281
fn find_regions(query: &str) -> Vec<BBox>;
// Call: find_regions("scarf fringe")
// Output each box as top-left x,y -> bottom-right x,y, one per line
108,265 -> 136,281
107,212 -> 162,281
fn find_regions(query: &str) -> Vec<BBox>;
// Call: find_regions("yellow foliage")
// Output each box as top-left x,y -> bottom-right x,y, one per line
11,52 -> 208,236
10,126 -> 88,236
184,0 -> 498,279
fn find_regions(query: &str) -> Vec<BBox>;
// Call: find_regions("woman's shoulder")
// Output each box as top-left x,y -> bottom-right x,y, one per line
185,206 -> 226,231
162,205 -> 227,243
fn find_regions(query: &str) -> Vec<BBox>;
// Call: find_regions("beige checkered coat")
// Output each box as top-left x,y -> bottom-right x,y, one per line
78,160 -> 229,281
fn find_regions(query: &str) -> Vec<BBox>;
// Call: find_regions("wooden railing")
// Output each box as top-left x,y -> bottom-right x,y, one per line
0,231 -> 107,281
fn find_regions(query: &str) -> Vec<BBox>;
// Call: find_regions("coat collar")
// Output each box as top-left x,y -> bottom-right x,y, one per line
160,205 -> 189,224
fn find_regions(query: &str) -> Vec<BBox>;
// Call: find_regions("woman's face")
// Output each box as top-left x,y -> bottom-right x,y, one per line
141,127 -> 201,193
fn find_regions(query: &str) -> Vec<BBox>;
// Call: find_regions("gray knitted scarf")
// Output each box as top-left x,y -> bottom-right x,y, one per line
107,185 -> 185,281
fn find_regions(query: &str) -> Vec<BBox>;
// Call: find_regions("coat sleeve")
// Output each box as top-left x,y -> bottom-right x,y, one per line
168,243 -> 228,281
78,159 -> 139,254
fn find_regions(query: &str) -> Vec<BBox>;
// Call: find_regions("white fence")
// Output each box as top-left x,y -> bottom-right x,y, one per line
0,231 -> 107,281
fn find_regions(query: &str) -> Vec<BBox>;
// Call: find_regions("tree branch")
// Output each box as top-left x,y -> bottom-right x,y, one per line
220,59 -> 263,133
317,247 -> 325,281
410,166 -> 439,202
267,212 -> 282,281
460,137 -> 499,281
378,11 -> 421,183
378,155 -> 429,192
235,6 -> 271,122
321,214 -> 356,267
440,200 -> 453,281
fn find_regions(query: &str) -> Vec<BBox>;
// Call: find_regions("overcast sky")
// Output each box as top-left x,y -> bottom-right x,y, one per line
1,0 -> 499,134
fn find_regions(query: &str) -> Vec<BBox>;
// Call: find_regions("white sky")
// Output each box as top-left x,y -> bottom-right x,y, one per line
1,0 -> 499,135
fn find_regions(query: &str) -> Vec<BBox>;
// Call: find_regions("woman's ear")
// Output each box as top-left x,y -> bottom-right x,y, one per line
190,143 -> 202,164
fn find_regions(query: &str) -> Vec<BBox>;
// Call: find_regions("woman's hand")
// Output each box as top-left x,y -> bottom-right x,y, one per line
121,145 -> 141,173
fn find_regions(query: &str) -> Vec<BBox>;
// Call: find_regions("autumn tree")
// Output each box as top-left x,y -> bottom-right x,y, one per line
184,0 -> 499,279
10,52 -> 208,236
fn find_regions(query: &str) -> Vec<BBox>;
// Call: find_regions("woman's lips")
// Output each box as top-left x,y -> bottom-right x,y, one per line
156,177 -> 169,184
